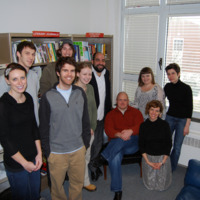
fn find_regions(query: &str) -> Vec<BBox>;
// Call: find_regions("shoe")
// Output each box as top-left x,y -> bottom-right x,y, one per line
91,171 -> 97,182
113,191 -> 122,200
83,184 -> 97,192
96,167 -> 103,177
94,167 -> 103,181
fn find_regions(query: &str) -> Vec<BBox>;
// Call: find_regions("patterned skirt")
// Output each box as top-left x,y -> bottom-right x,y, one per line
142,154 -> 172,191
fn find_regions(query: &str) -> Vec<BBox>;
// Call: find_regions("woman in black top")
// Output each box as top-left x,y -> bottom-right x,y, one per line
164,63 -> 193,172
0,63 -> 42,200
139,100 -> 172,191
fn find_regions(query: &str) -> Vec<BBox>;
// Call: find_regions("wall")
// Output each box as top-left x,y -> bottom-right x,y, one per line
0,0 -> 121,101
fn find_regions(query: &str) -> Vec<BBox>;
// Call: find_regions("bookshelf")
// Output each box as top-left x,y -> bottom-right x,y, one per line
0,33 -> 113,74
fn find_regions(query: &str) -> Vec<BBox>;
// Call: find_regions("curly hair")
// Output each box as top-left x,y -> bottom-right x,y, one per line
145,100 -> 163,115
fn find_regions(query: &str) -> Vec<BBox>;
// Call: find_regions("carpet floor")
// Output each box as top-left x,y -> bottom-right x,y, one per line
40,164 -> 187,200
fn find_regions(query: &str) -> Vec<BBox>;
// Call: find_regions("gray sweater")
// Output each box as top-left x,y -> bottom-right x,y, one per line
39,84 -> 91,157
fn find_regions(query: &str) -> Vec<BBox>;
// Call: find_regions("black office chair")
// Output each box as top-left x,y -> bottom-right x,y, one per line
102,142 -> 142,180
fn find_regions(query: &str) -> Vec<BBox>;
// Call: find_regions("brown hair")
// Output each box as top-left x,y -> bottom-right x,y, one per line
145,100 -> 163,115
138,67 -> 155,86
56,43 -> 76,59
55,57 -> 77,74
16,41 -> 36,61
4,63 -> 27,80
75,62 -> 92,82
76,62 -> 92,73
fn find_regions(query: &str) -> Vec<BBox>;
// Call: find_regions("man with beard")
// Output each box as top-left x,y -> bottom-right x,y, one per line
88,52 -> 112,181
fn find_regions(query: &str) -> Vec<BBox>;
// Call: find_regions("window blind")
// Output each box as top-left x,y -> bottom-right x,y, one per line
122,80 -> 138,104
123,14 -> 159,75
125,0 -> 160,7
167,0 -> 200,5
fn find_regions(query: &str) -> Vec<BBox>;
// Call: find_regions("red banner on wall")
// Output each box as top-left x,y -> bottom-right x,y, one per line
32,31 -> 60,37
85,32 -> 104,38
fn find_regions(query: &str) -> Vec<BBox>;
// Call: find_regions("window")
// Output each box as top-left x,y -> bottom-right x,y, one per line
165,16 -> 200,114
121,0 -> 200,119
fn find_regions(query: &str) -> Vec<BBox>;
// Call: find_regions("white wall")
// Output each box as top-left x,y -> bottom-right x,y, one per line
0,0 -> 121,101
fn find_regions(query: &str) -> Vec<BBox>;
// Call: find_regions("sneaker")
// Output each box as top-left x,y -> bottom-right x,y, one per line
83,184 -> 97,192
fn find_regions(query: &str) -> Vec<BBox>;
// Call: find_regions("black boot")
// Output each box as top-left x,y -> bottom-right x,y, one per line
113,191 -> 122,200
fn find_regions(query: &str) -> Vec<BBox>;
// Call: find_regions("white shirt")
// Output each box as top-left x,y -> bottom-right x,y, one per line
92,67 -> 106,120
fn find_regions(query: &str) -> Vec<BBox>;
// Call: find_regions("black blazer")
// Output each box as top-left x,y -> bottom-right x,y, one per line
89,69 -> 112,118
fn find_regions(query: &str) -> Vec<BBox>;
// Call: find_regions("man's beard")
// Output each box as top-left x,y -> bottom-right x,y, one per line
93,64 -> 105,73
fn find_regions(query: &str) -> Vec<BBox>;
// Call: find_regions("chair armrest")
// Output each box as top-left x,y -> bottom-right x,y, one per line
184,159 -> 200,189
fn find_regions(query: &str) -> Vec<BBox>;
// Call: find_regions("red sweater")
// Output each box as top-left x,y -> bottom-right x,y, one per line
105,106 -> 144,139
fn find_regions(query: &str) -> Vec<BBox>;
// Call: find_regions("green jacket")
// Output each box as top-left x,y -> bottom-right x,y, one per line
40,62 -> 58,95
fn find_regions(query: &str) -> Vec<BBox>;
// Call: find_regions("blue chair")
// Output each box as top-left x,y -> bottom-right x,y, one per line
176,159 -> 200,200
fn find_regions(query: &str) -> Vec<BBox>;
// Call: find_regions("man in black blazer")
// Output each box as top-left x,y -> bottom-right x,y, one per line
89,52 -> 112,181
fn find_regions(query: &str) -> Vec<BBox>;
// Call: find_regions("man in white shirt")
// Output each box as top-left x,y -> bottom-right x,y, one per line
0,41 -> 40,125
89,52 -> 112,181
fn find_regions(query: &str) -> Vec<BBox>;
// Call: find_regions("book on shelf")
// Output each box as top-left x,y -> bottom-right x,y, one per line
11,40 -> 59,64
73,41 -> 90,62
11,39 -> 107,64
73,44 -> 80,62
73,42 -> 107,62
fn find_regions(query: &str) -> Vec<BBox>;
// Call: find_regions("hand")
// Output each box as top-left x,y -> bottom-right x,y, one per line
34,153 -> 43,171
120,129 -> 133,141
183,125 -> 189,136
23,161 -> 37,173
91,129 -> 94,135
147,161 -> 162,170
153,162 -> 162,170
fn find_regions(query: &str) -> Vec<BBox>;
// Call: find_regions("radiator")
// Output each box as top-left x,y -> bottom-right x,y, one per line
178,129 -> 200,166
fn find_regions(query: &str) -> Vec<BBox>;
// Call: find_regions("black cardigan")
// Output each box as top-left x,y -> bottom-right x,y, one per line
89,69 -> 112,118
0,92 -> 39,171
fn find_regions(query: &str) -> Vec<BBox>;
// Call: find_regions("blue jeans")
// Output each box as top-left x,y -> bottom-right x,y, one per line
6,168 -> 40,200
166,115 -> 186,172
101,135 -> 138,192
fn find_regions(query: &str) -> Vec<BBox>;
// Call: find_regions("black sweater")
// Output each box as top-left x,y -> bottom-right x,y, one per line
0,92 -> 39,171
164,80 -> 193,118
139,118 -> 172,156
89,69 -> 112,118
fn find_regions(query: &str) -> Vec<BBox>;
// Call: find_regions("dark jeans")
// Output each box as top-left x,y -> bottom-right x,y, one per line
89,119 -> 104,172
102,135 -> 139,192
6,168 -> 40,200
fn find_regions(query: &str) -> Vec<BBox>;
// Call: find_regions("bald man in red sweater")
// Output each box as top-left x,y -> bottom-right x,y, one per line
97,92 -> 143,200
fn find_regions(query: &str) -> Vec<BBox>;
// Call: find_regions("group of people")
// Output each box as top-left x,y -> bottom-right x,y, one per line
95,64 -> 192,200
0,39 -> 193,200
0,39 -> 111,200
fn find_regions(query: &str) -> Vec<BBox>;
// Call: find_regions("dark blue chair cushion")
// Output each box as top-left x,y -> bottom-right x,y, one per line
176,159 -> 200,200
184,159 -> 200,189
176,185 -> 200,200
